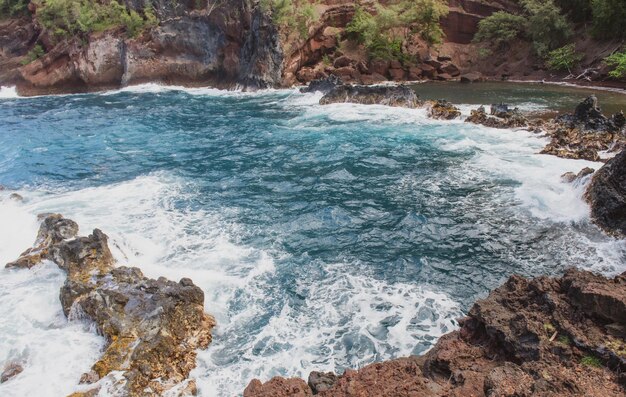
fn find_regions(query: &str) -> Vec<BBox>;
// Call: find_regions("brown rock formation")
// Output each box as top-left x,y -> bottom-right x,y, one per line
465,104 -> 528,129
585,149 -> 626,236
6,214 -> 215,396
427,99 -> 461,120
244,268 -> 626,397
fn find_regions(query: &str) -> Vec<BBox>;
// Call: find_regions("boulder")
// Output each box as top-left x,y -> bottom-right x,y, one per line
243,377 -> 312,397
408,66 -> 422,80
465,105 -> 528,129
420,64 -> 437,79
428,100 -> 461,120
308,371 -> 338,394
333,55 -> 353,68
561,167 -> 595,183
300,75 -> 343,94
440,62 -> 460,77
388,68 -> 406,81
585,149 -> 626,236
6,215 -> 215,396
9,193 -> 23,201
460,72 -> 484,83
368,59 -> 390,77
360,73 -> 387,85
319,84 -> 421,108
0,362 -> 23,383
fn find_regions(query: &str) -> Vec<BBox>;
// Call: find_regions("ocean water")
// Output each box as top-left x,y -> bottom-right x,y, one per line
0,84 -> 625,396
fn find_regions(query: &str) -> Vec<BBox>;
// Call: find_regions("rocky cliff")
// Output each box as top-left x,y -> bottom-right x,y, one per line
2,0 -> 624,95
243,268 -> 626,397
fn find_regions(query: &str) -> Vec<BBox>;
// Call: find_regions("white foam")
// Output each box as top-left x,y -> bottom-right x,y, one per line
0,86 -> 19,99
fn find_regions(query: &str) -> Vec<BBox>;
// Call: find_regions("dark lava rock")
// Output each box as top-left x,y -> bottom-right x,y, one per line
6,214 -> 215,396
319,84 -> 420,108
465,105 -> 528,129
243,269 -> 626,397
308,371 -> 338,394
586,150 -> 626,236
542,96 -> 626,161
428,100 -> 461,120
300,75 -> 343,94
561,167 -> 595,183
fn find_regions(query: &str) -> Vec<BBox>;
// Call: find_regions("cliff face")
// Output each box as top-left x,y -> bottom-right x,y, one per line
243,268 -> 626,397
1,0 -> 284,95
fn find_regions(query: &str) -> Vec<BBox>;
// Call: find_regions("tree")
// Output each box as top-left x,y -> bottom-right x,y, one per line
473,11 -> 527,50
605,51 -> 626,79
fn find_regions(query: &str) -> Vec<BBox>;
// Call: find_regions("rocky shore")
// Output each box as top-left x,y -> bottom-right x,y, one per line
243,268 -> 626,397
4,214 -> 215,396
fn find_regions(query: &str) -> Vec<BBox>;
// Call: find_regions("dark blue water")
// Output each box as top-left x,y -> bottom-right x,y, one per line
0,85 -> 624,396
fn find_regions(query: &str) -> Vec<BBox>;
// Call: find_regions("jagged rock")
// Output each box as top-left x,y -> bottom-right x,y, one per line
243,269 -> 626,397
6,214 -> 215,396
319,84 -> 420,108
585,149 -> 626,236
0,362 -> 23,383
243,377 -> 312,397
561,167 -> 595,183
308,371 -> 338,394
428,100 -> 461,120
300,75 -> 343,94
542,97 -> 626,161
465,105 -> 528,129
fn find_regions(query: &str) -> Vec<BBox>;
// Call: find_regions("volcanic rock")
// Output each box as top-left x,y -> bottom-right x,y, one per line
465,105 -> 528,128
6,214 -> 215,396
319,84 -> 420,108
300,75 -> 343,94
428,100 -> 461,120
585,149 -> 626,236
541,96 -> 626,161
243,269 -> 626,397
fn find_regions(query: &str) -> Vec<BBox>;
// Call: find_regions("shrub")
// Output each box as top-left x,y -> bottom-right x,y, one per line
546,44 -> 583,72
591,0 -> 626,39
521,0 -> 572,57
0,0 -> 28,17
396,0 -> 449,44
554,0 -> 591,22
36,0 -> 157,38
605,51 -> 626,79
473,11 -> 527,49
262,0 -> 319,39
20,44 -> 45,65
580,355 -> 602,368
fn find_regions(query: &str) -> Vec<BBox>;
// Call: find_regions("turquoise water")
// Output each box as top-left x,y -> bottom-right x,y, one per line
0,84 -> 624,396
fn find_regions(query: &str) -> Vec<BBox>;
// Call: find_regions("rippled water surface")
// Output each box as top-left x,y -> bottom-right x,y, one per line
0,84 -> 625,396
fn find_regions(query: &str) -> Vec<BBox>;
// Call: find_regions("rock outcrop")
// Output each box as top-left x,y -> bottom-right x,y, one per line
541,96 -> 626,162
466,104 -> 528,129
244,268 -> 626,396
299,75 -> 343,94
427,99 -> 461,120
585,149 -> 626,236
6,214 -> 215,396
319,84 -> 421,108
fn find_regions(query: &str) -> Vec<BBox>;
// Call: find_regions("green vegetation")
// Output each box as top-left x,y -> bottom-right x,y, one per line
605,51 -> 626,79
473,11 -> 526,49
321,54 -> 331,66
346,0 -> 448,61
0,0 -> 28,17
543,323 -> 556,333
590,0 -> 626,39
546,44 -> 583,72
20,44 -> 45,65
36,0 -> 157,38
260,0 -> 318,39
475,0 -> 571,57
580,355 -> 602,368
557,335 -> 571,345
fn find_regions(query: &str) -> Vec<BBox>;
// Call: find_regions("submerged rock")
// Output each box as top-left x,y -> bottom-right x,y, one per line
585,149 -> 626,236
9,193 -> 23,201
6,214 -> 215,396
561,167 -> 595,183
300,75 -> 343,94
427,100 -> 461,120
319,84 -> 421,108
465,105 -> 528,129
0,362 -> 23,383
243,269 -> 626,396
542,96 -> 626,161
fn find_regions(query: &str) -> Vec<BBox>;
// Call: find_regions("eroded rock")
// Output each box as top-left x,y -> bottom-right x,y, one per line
319,84 -> 420,108
585,149 -> 626,236
300,75 -> 343,94
427,100 -> 461,120
465,104 -> 528,129
0,362 -> 23,383
243,269 -> 626,397
6,214 -> 215,396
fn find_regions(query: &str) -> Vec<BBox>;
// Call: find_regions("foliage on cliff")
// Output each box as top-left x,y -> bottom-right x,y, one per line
346,0 -> 448,61
260,0 -> 318,38
35,0 -> 157,38
605,51 -> 626,78
0,0 -> 28,17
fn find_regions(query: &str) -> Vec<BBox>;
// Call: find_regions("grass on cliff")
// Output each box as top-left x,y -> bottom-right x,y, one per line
36,0 -> 158,39
260,0 -> 319,39
580,355 -> 602,368
346,0 -> 448,62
